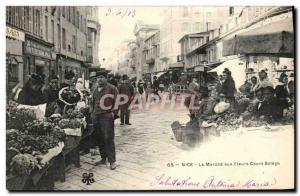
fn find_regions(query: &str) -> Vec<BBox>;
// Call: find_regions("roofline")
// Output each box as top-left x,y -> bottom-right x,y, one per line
178,31 -> 211,43
144,30 -> 160,42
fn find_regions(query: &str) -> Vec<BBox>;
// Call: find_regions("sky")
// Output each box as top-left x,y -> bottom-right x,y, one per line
97,7 -> 165,65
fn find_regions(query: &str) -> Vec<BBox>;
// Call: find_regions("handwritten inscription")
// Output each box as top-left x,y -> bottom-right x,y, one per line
150,174 -> 277,189
105,8 -> 136,18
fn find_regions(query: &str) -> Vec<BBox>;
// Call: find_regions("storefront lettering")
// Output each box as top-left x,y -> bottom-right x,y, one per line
25,40 -> 53,59
6,26 -> 25,42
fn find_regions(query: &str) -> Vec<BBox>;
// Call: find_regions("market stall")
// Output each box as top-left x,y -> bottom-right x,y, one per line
171,94 -> 294,147
6,86 -> 89,190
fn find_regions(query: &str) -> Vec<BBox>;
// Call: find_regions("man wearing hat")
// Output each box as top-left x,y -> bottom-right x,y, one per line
118,74 -> 134,125
108,73 -> 118,87
257,86 -> 279,122
16,73 -> 46,106
92,71 -> 119,170
88,71 -> 98,94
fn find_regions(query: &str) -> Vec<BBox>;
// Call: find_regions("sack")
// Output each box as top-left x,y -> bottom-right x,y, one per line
214,101 -> 230,114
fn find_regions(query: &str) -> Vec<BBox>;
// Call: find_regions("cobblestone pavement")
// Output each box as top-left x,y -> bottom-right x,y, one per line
54,102 -> 191,190
55,100 -> 294,190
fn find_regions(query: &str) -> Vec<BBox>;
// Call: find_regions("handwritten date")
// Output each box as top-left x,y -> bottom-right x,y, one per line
105,8 -> 136,18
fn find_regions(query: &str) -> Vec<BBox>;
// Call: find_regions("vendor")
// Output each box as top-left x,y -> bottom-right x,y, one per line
248,87 -> 263,116
16,74 -> 46,106
57,70 -> 79,114
196,86 -> 217,122
249,76 -> 259,99
257,86 -> 278,122
239,79 -> 252,98
275,73 -> 290,119
92,71 -> 119,170
216,75 -> 224,95
61,70 -> 76,88
75,78 -> 85,92
188,77 -> 200,95
258,70 -> 273,88
221,68 -> 236,110
44,75 -> 60,117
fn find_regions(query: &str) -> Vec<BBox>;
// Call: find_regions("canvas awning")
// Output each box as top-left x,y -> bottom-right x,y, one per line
155,71 -> 167,78
208,58 -> 246,89
130,74 -> 137,80
223,18 -> 294,57
169,62 -> 184,68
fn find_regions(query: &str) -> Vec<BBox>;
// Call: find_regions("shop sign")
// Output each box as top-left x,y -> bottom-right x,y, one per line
35,59 -> 48,66
24,39 -> 53,60
195,65 -> 204,72
6,26 -> 25,42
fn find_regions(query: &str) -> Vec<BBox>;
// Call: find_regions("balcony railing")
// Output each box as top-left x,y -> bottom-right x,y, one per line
146,57 -> 155,64
143,46 -> 149,51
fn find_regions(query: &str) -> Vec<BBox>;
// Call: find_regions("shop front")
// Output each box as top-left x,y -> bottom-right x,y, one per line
6,25 -> 25,99
222,17 -> 294,86
23,35 -> 56,84
245,55 -> 294,84
58,56 -> 86,84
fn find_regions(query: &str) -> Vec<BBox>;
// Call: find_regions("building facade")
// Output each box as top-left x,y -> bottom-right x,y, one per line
178,32 -> 210,70
133,21 -> 160,80
56,6 -> 89,84
6,6 -> 101,89
107,40 -> 136,77
86,6 -> 101,67
144,30 -> 160,74
160,7 -> 232,71
180,6 -> 294,88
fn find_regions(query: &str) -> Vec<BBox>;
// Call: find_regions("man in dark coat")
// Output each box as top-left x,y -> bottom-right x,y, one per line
257,86 -> 280,122
108,73 -> 118,87
118,74 -> 134,125
152,76 -> 160,99
137,79 -> 145,95
92,71 -> 119,170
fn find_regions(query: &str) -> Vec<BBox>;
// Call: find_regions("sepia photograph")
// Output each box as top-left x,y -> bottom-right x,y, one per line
5,4 -> 295,191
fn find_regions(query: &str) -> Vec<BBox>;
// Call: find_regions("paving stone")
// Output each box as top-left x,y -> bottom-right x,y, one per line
55,106 -> 189,190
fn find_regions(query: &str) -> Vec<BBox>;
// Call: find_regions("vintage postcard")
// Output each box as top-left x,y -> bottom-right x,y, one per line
6,5 -> 295,191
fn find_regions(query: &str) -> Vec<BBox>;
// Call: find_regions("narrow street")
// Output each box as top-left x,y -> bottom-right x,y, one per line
54,101 -> 294,190
5,6 -> 295,191
54,103 -> 191,190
